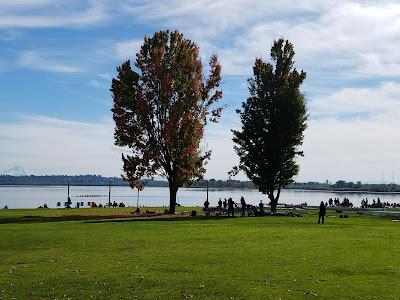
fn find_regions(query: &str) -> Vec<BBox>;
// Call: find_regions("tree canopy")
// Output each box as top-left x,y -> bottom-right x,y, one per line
111,30 -> 223,213
231,38 -> 307,212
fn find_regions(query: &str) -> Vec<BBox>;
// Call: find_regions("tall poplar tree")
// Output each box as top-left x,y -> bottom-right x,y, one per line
231,38 -> 307,213
111,30 -> 223,213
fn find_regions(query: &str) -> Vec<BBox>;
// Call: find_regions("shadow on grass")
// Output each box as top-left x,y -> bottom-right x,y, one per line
0,215 -> 134,224
0,215 -> 232,225
85,215 -> 231,224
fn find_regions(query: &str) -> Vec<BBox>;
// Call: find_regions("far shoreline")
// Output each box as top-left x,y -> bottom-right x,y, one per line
2,184 -> 400,195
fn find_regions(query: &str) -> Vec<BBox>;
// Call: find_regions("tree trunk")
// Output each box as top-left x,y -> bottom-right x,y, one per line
268,186 -> 281,213
270,198 -> 278,213
168,185 -> 178,214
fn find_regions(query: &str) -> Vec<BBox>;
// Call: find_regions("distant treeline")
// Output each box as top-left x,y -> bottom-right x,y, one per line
0,175 -> 133,186
1,175 -> 400,192
288,180 -> 400,193
0,175 -> 253,188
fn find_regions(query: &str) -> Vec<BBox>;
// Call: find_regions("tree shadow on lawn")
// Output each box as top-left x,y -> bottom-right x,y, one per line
0,215 -> 137,224
85,215 -> 232,224
0,215 -> 232,225
1,213 -> 395,225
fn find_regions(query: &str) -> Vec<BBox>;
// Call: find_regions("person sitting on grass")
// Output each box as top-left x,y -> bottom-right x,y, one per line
240,196 -> 246,217
227,197 -> 235,217
112,201 -> 118,208
318,201 -> 326,224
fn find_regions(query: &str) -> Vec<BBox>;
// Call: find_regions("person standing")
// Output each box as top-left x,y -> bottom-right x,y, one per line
240,196 -> 246,217
318,201 -> 326,224
204,199 -> 210,216
259,200 -> 264,216
223,198 -> 228,215
218,198 -> 222,209
228,197 -> 234,217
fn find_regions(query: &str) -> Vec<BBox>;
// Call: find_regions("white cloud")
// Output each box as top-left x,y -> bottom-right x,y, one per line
298,81 -> 400,183
115,39 -> 143,61
3,78 -> 400,184
206,81 -> 400,183
216,2 -> 400,76
89,79 -> 102,88
19,51 -> 83,73
0,114 -> 239,180
298,117 -> 400,183
311,82 -> 400,118
98,73 -> 112,81
3,0 -> 400,183
0,115 -> 122,176
0,1 -> 107,28
123,0 -> 340,38
120,1 -> 400,78
203,120 -> 240,180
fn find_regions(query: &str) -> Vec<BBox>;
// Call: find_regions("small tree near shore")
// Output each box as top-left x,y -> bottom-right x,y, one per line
231,38 -> 307,213
111,30 -> 223,213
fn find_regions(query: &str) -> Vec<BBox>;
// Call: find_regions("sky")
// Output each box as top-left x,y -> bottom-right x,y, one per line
1,0 -> 400,183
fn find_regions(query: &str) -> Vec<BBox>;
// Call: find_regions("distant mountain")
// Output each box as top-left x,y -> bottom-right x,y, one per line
1,165 -> 27,176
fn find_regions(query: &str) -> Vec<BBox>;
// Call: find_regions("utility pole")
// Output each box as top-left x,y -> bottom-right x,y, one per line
108,179 -> 111,207
66,178 -> 71,208
136,188 -> 140,209
206,180 -> 209,203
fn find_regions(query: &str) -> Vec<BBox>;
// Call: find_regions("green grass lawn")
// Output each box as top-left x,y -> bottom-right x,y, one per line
0,208 -> 399,299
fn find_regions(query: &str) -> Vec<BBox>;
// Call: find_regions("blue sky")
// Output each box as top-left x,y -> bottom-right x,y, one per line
1,0 -> 400,183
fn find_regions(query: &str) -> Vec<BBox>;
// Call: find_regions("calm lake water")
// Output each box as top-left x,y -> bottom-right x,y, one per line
1,185 -> 400,209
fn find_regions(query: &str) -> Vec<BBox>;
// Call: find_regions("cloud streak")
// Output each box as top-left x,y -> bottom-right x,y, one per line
0,1 -> 108,28
0,115 -> 121,176
19,51 -> 83,73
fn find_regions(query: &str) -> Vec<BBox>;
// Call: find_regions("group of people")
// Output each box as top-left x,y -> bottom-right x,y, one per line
88,201 -> 126,208
360,197 -> 397,208
326,197 -> 353,208
361,198 -> 380,208
204,196 -> 266,217
57,199 -> 127,208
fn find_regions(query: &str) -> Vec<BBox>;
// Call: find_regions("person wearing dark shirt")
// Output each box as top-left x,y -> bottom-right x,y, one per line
318,201 -> 326,224
240,196 -> 246,217
218,198 -> 222,209
204,199 -> 210,216
259,201 -> 264,216
227,197 -> 234,217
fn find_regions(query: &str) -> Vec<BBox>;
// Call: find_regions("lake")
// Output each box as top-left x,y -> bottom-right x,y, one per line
1,185 -> 400,209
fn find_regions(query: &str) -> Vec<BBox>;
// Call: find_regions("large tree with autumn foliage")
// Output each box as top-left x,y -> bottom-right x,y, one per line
111,30 -> 223,213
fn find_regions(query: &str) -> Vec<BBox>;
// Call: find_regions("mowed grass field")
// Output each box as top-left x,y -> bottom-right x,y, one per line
0,208 -> 399,299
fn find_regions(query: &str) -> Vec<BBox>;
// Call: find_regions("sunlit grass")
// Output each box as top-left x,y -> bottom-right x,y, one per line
0,209 -> 399,299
